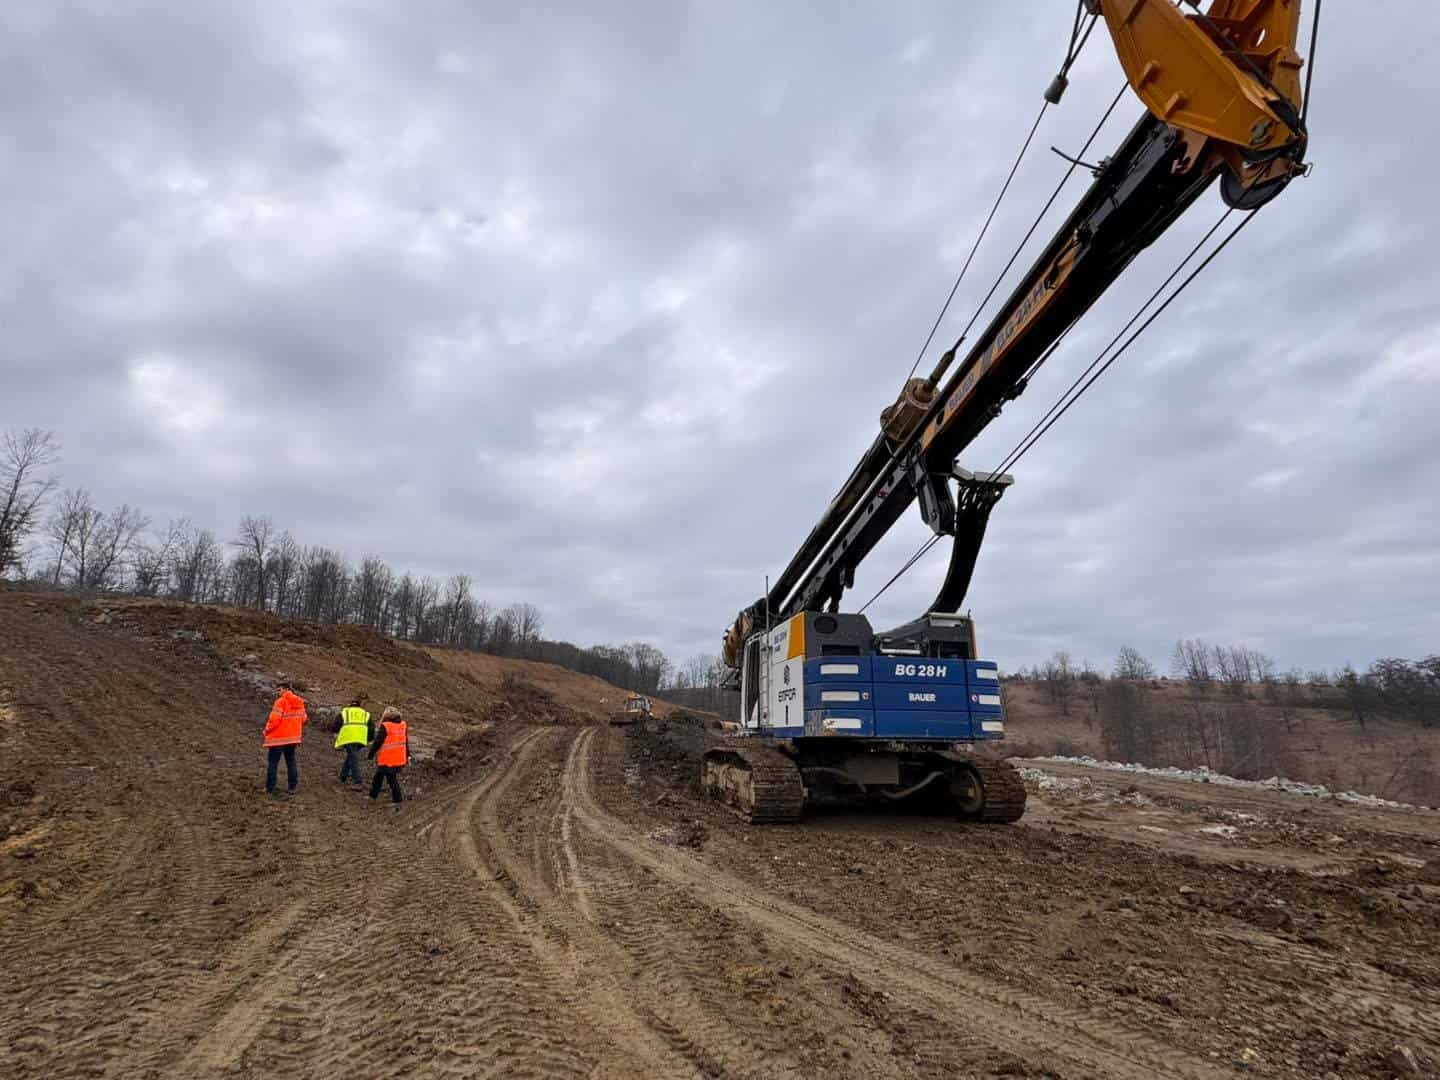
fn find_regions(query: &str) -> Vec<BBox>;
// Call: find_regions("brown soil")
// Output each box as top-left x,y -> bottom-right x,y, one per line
2,590 -> 1437,1079
47,592 -> 678,748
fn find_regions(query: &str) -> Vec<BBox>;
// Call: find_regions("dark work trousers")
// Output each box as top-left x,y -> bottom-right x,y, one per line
339,744 -> 365,785
266,745 -> 299,793
370,765 -> 404,804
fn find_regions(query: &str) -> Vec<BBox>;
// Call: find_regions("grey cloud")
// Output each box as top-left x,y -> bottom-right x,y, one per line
2,2 -> 1435,675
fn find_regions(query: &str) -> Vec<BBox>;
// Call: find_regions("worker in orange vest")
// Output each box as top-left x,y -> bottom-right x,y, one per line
367,705 -> 408,805
263,682 -> 308,796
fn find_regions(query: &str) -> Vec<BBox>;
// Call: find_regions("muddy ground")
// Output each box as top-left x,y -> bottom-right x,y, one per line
2,592 -> 1437,1079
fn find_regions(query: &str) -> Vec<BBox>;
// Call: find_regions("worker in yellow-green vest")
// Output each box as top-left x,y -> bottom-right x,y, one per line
334,694 -> 374,787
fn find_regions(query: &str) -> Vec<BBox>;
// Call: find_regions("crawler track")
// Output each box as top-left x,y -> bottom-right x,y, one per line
969,758 -> 1028,822
702,741 -> 805,823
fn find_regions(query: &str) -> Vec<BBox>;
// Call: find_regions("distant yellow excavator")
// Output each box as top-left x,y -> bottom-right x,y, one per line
711,0 -> 1317,824
609,693 -> 652,727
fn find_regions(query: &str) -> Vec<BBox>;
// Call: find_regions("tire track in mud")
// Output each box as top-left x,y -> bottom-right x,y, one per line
569,727 -> 1240,1080
152,726 -> 607,1080
88,798 -> 367,1078
540,727 -> 998,1078
0,621 -> 283,1078
167,898 -> 312,1073
17,819 -> 147,933
404,726 -> 655,1078
550,731 -> 917,1078
459,727 -> 724,1078
150,800 -> 391,1076
1200,925 -> 1440,1048
552,733 -> 595,921
432,729 -> 604,1078
0,605 -> 389,1080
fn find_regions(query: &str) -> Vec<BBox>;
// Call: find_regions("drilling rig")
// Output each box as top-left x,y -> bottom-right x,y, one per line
706,0 -> 1314,823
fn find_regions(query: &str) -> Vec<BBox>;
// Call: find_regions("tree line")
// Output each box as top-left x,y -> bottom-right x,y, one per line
6,428 -> 1433,719
0,428 -> 676,695
1015,639 -> 1439,796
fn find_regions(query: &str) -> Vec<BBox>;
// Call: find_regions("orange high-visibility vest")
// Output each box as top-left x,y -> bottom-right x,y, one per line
377,719 -> 408,767
263,690 -> 307,747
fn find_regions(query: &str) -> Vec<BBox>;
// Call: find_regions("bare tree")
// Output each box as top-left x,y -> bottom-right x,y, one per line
133,518 -> 186,596
1217,702 -> 1289,780
6,546 -> 31,581
268,532 -> 302,617
1177,696 -> 1218,770
355,556 -> 395,630
296,546 -> 349,623
227,553 -> 261,608
83,503 -> 149,590
683,653 -> 712,690
45,488 -> 86,585
413,576 -> 440,642
1369,657 -> 1440,729
624,641 -> 671,693
1214,644 -> 1270,698
1212,644 -> 1244,690
46,488 -> 104,587
1276,668 -> 1305,732
0,428 -> 60,578
1255,651 -> 1277,684
391,573 -> 416,639
323,560 -> 352,623
509,602 -> 543,657
439,574 -> 472,645
234,515 -> 275,611
1171,638 -> 1213,687
1040,650 -> 1076,716
668,652 -> 727,712
489,604 -> 516,655
1100,680 -> 1157,763
172,524 -> 221,602
470,598 -> 492,651
1337,664 -> 1373,731
1113,646 -> 1155,681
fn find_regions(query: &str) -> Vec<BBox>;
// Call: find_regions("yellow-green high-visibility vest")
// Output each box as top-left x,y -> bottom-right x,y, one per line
334,706 -> 370,748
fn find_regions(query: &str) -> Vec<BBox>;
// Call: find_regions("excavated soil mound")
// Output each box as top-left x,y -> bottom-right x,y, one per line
483,674 -> 589,726
104,598 -> 440,671
623,710 -> 723,792
423,727 -> 502,780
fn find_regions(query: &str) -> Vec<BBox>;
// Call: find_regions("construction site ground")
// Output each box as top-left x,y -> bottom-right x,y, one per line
2,592 -> 1438,1079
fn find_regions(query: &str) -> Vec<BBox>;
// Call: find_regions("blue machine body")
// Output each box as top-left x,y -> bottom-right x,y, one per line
793,656 -> 1005,742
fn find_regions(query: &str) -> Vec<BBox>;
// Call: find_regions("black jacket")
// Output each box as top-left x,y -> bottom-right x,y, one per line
367,720 -> 407,764
331,709 -> 375,744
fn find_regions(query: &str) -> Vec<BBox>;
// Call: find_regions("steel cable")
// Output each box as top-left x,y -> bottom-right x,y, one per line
904,6 -> 1103,381
991,208 -> 1260,479
988,208 -> 1237,480
904,101 -> 1051,382
860,210 -> 1259,618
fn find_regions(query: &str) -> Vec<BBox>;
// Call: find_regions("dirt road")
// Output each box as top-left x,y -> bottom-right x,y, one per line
2,594 -> 1437,1078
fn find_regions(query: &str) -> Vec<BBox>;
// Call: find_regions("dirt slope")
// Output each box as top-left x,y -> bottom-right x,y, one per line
2,590 -> 1437,1079
43,593 -> 674,743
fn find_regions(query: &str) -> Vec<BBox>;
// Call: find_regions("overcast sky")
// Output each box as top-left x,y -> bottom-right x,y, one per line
3,2 -> 1436,675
